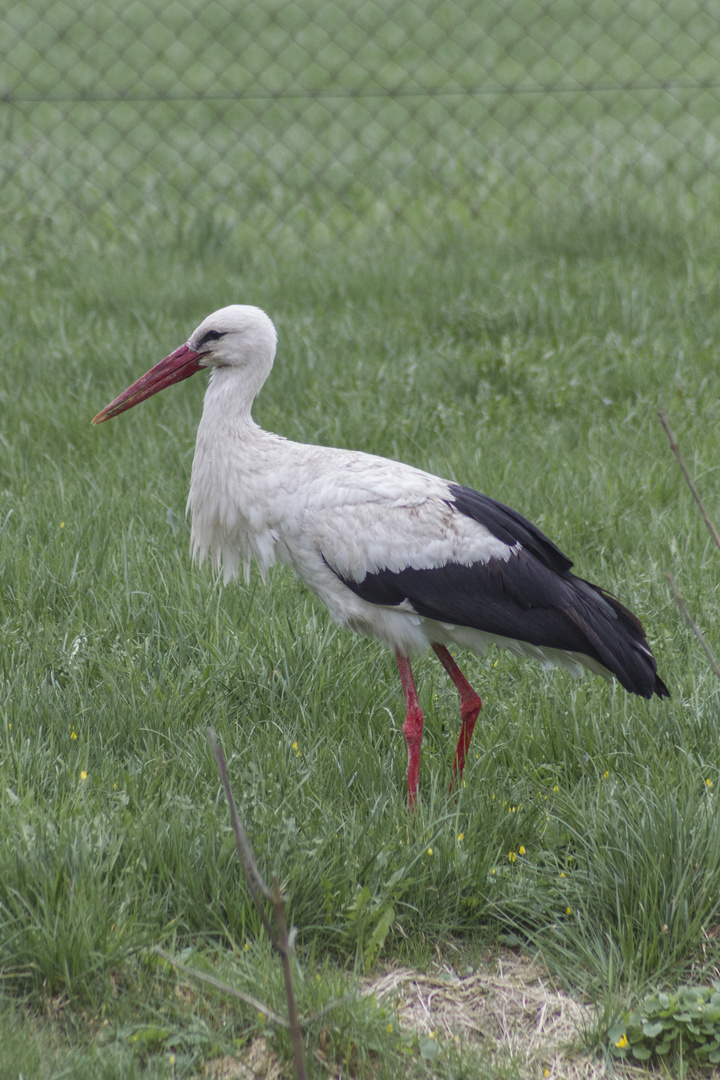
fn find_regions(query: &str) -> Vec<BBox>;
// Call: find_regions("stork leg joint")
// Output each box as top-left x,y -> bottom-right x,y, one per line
431,643 -> 482,788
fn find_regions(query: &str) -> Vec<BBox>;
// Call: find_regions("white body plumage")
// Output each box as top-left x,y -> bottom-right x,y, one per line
189,406 -> 533,663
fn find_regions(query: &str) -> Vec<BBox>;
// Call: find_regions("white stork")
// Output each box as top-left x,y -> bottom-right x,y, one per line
93,305 -> 669,806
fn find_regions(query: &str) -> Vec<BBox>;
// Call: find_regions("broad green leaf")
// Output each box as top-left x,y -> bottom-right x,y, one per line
363,903 -> 395,972
420,1038 -> 439,1060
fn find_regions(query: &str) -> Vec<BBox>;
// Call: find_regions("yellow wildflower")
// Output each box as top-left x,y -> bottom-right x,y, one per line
80,771 -> 87,780
508,850 -> 516,862
518,845 -> 526,855
614,1033 -> 628,1048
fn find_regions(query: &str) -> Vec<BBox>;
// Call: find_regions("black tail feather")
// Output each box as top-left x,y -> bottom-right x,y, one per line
570,577 -> 669,700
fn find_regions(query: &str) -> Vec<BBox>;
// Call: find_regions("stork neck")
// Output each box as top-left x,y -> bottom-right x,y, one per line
204,361 -> 268,423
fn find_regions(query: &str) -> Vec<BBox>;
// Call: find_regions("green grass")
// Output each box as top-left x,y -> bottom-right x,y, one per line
1,197 -> 720,1077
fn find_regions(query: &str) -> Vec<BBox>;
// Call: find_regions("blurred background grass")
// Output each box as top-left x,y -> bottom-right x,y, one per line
4,0 -> 720,240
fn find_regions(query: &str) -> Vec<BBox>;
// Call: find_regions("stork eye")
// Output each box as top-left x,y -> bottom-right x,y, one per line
198,329 -> 225,348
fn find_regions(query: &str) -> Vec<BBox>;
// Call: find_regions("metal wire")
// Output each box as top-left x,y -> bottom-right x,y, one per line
3,1 -> 718,239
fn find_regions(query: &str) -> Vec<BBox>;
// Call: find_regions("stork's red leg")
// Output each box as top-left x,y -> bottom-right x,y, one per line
432,644 -> 482,787
396,650 -> 424,809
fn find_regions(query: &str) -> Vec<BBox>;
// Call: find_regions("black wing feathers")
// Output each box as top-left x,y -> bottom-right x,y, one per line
448,484 -> 574,575
328,484 -> 668,701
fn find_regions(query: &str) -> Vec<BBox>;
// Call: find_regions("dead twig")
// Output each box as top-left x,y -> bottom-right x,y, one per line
658,408 -> 720,552
155,945 -> 354,1027
208,728 -> 307,1080
665,573 -> 720,681
208,728 -> 275,939
658,409 -> 720,682
153,947 -> 290,1027
272,873 -> 306,1078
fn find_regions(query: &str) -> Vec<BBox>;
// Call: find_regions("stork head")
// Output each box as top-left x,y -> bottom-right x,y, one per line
92,305 -> 278,425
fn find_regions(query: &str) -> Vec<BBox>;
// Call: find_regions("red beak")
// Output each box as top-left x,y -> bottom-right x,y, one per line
91,342 -> 203,425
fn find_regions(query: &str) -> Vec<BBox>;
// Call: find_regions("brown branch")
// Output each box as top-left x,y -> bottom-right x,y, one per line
665,573 -> 720,681
272,873 -> 307,1079
208,729 -> 307,1080
208,728 -> 276,941
156,943 -> 353,1028
153,947 -> 289,1027
658,408 -> 720,553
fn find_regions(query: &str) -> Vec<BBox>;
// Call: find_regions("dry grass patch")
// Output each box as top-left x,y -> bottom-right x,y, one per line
364,951 -> 611,1079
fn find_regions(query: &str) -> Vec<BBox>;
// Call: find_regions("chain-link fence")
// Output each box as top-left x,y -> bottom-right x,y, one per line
3,1 -> 719,242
